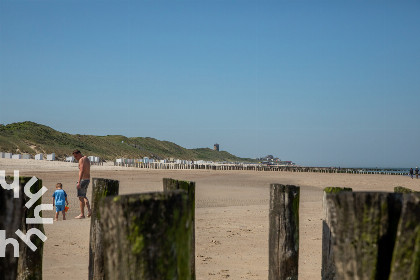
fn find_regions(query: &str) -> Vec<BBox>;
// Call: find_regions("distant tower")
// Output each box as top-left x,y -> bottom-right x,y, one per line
214,144 -> 219,151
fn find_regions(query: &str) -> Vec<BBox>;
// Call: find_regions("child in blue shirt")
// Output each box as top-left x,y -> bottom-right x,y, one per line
52,183 -> 69,221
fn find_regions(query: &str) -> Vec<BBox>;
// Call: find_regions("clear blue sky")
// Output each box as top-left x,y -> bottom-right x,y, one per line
1,0 -> 419,167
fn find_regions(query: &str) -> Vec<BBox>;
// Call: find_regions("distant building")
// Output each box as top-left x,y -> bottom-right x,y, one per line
35,154 -> 43,160
279,161 -> 294,166
214,144 -> 219,151
12,154 -> 22,159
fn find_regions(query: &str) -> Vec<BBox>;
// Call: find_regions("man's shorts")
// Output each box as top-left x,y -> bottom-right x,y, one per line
77,179 -> 90,198
56,205 -> 65,212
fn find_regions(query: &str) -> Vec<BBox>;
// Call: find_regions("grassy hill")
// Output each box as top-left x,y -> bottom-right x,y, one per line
0,121 -> 255,162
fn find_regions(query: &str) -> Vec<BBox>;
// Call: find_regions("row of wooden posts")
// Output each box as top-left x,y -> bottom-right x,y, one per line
114,162 -> 408,175
1,177 -> 419,279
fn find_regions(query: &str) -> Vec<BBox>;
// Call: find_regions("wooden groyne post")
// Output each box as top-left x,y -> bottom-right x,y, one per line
0,176 -> 46,280
163,178 -> 196,280
89,178 -> 119,280
389,193 -> 420,279
99,191 -> 192,280
324,192 -> 420,279
321,187 -> 352,280
269,184 -> 300,280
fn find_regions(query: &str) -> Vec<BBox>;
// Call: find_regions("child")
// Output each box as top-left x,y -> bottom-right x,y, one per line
52,183 -> 69,221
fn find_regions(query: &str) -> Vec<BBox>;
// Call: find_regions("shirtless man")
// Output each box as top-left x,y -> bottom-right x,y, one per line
73,150 -> 92,219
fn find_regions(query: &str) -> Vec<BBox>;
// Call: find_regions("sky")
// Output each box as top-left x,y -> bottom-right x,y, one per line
1,0 -> 419,167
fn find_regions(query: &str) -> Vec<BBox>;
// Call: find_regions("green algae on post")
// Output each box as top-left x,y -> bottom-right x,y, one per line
394,186 -> 413,193
323,187 -> 352,194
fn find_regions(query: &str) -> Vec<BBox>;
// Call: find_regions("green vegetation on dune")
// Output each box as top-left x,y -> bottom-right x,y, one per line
0,121 -> 255,162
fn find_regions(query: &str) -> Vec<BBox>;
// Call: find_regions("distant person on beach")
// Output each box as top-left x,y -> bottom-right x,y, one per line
409,168 -> 414,179
73,150 -> 92,219
416,167 -> 419,179
52,183 -> 68,221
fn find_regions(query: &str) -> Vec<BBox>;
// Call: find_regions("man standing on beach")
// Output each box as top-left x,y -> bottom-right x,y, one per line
416,167 -> 419,179
73,150 -> 92,219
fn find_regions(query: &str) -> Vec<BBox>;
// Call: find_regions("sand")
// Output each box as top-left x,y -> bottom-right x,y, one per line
1,158 -> 418,279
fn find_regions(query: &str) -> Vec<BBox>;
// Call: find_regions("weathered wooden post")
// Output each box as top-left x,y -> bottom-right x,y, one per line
389,193 -> 420,280
322,187 -> 352,280
0,175 -> 23,280
89,178 -> 119,280
163,178 -> 196,280
18,176 -> 46,280
269,184 -> 300,280
99,191 -> 192,280
0,176 -> 45,280
326,192 -> 403,280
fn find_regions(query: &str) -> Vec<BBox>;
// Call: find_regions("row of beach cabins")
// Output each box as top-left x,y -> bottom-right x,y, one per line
0,152 -> 103,165
0,152 -> 56,161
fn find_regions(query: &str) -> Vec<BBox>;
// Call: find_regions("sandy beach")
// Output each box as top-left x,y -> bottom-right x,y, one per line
1,158 -> 419,280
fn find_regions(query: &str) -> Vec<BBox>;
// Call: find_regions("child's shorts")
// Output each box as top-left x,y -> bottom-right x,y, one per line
56,205 -> 65,212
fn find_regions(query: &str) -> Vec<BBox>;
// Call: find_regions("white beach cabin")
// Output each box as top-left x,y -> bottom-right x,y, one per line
47,153 -> 55,161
